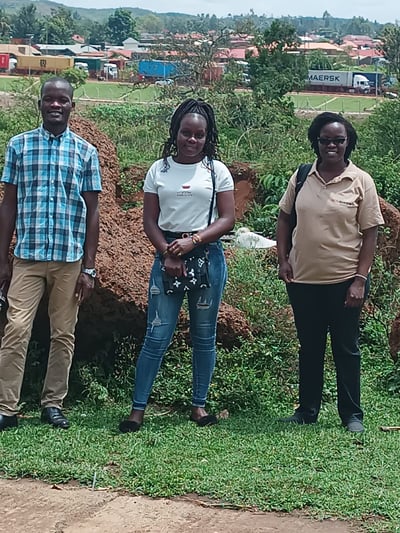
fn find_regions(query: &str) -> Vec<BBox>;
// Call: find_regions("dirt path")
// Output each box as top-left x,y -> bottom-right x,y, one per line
1,478 -> 360,533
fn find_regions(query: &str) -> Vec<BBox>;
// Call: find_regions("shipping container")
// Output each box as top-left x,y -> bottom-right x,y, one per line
14,55 -> 74,75
138,59 -> 178,80
307,70 -> 371,94
0,53 -> 10,70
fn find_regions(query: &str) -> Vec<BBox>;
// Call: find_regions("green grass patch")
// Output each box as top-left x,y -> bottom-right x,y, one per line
1,384 -> 400,531
289,93 -> 382,113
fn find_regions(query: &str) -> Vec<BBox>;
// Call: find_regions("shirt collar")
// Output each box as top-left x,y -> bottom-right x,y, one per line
39,125 -> 70,142
311,159 -> 357,182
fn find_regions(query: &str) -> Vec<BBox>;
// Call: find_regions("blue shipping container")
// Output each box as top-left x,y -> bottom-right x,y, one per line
138,60 -> 177,78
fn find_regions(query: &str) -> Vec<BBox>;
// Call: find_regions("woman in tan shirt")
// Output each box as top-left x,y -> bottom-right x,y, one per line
276,112 -> 384,433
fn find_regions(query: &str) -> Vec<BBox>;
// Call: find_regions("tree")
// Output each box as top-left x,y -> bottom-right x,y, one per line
322,11 -> 332,29
107,8 -> 138,46
379,24 -> 400,81
248,20 -> 308,101
343,16 -> 375,37
58,67 -> 88,89
155,29 -> 230,89
0,9 -> 11,41
10,4 -> 40,41
307,50 -> 333,70
137,14 -> 163,34
43,8 -> 76,45
86,21 -> 108,45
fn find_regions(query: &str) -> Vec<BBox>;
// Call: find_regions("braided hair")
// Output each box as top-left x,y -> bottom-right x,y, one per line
308,112 -> 358,163
161,98 -> 218,169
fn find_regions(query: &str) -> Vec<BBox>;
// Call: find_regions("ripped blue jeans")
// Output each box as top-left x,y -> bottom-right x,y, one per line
132,241 -> 227,410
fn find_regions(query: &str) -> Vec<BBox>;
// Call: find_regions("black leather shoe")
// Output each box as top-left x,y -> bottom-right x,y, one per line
41,407 -> 69,429
0,413 -> 18,431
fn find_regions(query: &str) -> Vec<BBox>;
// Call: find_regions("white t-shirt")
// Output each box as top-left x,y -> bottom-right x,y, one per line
143,156 -> 234,232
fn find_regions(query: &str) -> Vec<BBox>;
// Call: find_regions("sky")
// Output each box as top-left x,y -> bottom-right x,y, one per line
60,0 -> 399,25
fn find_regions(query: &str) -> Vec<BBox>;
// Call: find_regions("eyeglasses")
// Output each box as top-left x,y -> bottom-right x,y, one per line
317,137 -> 347,146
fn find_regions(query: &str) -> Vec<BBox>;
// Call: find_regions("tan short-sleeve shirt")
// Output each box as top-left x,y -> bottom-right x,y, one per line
279,161 -> 384,284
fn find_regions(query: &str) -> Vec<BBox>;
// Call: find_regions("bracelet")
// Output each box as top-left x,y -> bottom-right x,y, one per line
191,233 -> 203,246
162,248 -> 169,257
355,273 -> 368,281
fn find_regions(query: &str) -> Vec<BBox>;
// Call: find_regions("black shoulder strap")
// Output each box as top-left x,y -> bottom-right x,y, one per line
294,163 -> 312,197
208,158 -> 216,227
289,163 -> 312,238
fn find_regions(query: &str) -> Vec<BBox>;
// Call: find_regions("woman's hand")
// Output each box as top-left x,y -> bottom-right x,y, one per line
163,254 -> 187,277
345,279 -> 365,308
278,260 -> 294,284
166,237 -> 194,258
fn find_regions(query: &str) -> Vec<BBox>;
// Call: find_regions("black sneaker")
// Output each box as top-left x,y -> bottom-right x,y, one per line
346,419 -> 364,433
278,412 -> 315,424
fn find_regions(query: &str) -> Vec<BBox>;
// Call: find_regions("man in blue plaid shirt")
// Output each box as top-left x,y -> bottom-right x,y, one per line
0,77 -> 102,431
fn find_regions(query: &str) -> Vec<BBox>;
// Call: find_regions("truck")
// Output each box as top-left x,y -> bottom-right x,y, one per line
73,57 -> 118,79
0,53 -> 10,70
102,63 -> 118,80
138,59 -> 178,81
12,55 -> 74,75
353,71 -> 383,93
73,57 -> 102,77
74,61 -> 89,74
306,70 -> 371,94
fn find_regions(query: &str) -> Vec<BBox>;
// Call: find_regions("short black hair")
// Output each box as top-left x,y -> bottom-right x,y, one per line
307,112 -> 357,162
40,77 -> 74,98
161,98 -> 218,166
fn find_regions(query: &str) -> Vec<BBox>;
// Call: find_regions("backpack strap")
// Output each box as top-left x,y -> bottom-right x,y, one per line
294,163 -> 312,198
289,163 -> 312,245
208,158 -> 216,227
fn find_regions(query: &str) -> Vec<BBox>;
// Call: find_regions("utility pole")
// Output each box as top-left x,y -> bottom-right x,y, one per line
26,34 -> 34,77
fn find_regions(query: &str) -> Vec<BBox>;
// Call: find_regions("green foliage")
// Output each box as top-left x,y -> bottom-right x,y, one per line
360,98 -> 400,159
378,23 -> 400,80
43,7 -> 76,44
249,20 -> 308,101
10,4 -> 40,40
85,103 -> 172,165
107,8 -> 138,45
307,50 -> 334,70
60,67 -> 88,89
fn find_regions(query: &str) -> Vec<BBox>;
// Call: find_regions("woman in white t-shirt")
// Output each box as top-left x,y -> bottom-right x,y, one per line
119,99 -> 235,432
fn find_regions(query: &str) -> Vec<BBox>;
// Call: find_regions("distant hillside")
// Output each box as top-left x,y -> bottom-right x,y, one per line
0,0 -> 384,36
0,0 -> 195,22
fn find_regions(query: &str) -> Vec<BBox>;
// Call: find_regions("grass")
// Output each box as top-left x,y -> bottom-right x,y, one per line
75,81 -> 160,103
0,75 -> 161,103
289,93 -> 382,113
1,371 -> 400,532
0,74 -> 386,112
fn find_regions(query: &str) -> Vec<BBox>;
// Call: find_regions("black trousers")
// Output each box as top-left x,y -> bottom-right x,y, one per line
286,279 -> 367,424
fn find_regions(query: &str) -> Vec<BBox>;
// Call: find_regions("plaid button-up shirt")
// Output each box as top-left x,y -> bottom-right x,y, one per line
1,126 -> 102,262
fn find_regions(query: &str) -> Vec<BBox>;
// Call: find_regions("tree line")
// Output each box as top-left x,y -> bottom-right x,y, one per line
0,3 -> 396,46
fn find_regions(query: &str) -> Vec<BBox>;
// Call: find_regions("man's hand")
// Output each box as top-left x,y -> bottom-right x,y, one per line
74,272 -> 95,304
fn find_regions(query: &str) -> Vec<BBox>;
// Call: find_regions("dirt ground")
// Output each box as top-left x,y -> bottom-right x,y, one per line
0,478 -> 361,533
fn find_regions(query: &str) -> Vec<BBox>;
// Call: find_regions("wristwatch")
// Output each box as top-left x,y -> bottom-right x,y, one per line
82,267 -> 96,278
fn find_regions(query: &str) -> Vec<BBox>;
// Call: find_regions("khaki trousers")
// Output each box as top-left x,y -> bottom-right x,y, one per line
0,258 -> 81,416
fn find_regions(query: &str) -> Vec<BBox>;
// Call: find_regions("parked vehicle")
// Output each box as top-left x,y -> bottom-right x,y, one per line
73,57 -> 103,78
0,53 -> 10,70
8,55 -> 74,75
306,70 -> 371,94
138,60 -> 178,80
155,78 -> 173,86
102,63 -> 118,79
384,91 -> 398,99
74,61 -> 89,74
